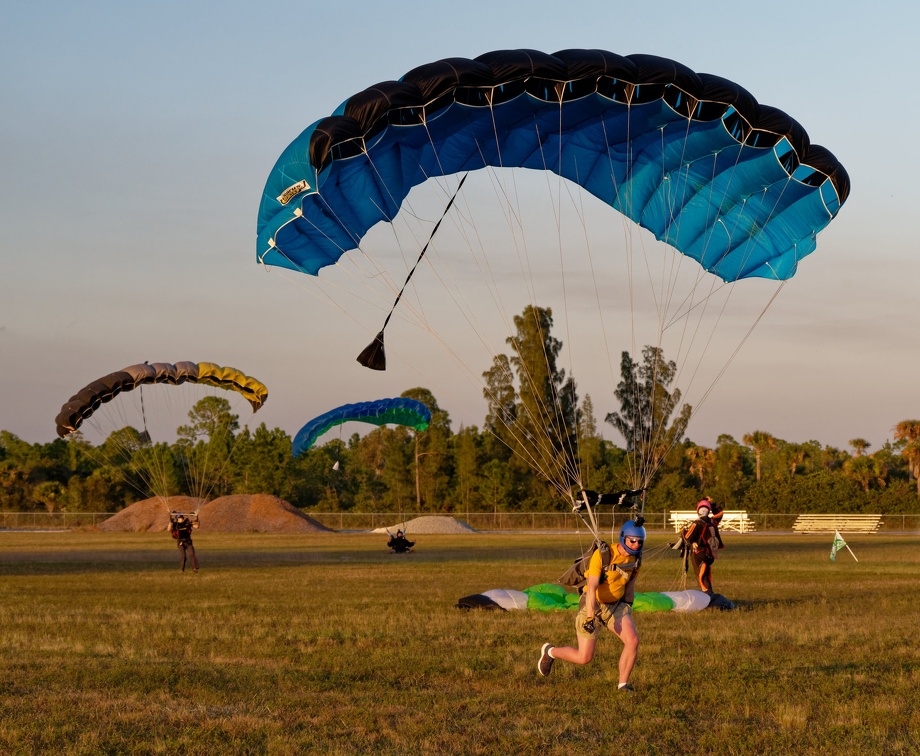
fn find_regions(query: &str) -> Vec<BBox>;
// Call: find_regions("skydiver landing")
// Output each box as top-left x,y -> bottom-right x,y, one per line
387,529 -> 415,553
170,512 -> 200,572
538,519 -> 645,692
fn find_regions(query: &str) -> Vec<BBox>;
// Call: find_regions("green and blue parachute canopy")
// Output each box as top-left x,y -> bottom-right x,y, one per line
258,49 -> 848,284
292,397 -> 431,457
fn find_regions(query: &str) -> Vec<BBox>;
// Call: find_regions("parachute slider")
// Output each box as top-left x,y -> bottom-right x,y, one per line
357,331 -> 386,371
577,488 -> 645,509
355,174 -> 468,371
169,510 -> 199,523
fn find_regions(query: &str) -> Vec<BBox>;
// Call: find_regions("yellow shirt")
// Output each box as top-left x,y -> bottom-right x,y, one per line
585,546 -> 639,604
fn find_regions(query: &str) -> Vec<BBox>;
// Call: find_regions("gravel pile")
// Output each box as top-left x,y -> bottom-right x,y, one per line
97,494 -> 332,533
97,496 -> 205,532
201,494 -> 332,533
371,515 -> 477,535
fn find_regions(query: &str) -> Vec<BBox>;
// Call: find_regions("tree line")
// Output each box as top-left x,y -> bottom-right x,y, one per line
3,306 -> 920,515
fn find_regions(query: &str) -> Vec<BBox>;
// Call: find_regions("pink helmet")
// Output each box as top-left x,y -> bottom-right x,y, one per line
696,499 -> 711,514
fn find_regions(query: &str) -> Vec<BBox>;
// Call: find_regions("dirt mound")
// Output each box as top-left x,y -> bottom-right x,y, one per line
371,515 -> 477,535
200,494 -> 333,533
97,496 -> 205,532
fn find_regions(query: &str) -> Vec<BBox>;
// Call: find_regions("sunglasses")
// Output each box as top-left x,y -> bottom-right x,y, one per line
625,537 -> 644,545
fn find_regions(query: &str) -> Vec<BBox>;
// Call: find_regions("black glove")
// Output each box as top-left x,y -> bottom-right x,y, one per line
582,616 -> 596,634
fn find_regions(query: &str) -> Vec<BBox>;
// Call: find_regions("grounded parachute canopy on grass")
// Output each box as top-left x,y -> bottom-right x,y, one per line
54,361 -> 269,437
455,584 -> 721,612
292,397 -> 432,457
258,48 -> 848,283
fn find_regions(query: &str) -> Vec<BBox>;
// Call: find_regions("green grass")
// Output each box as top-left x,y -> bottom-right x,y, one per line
1,531 -> 919,754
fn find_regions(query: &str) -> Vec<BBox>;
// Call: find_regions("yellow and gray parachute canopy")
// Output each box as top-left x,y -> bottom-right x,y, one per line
54,361 -> 268,438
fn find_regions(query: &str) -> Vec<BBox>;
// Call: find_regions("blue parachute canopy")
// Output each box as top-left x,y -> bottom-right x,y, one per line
292,397 -> 431,457
258,49 -> 848,283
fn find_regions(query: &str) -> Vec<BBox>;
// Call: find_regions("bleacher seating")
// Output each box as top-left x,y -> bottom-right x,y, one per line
792,514 -> 883,533
668,510 -> 756,534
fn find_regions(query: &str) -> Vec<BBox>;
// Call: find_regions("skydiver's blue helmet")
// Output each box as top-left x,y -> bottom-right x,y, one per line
619,519 -> 647,556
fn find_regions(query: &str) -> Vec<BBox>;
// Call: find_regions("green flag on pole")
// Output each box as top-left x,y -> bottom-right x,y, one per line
830,530 -> 857,562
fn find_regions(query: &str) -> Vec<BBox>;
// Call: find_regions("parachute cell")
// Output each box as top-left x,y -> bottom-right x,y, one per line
257,48 -> 848,283
292,397 -> 432,457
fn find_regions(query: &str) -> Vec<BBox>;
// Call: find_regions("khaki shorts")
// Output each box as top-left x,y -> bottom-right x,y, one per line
575,596 -> 632,639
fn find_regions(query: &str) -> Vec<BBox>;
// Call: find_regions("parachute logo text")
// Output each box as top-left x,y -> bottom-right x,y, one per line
277,179 -> 309,206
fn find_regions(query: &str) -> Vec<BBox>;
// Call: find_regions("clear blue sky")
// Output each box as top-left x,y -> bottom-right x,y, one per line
2,0 -> 918,452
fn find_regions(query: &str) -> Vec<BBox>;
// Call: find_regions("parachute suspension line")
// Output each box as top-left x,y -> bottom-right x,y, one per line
563,141 -> 619,401
367,145 -> 555,420
572,489 -> 601,540
416,120 -> 556,373
414,123 -> 531,351
520,117 -> 587,494
625,128 -> 796,487
546,105 -> 583,492
261,212 -> 413,337
376,132 -> 579,498
635,126 -> 687,492
179,402 -> 234,502
273,159 -> 483,351
548,106 -> 594,494
622,103 -> 650,491
340,151 -> 574,497
598,116 -> 641,490
427,109 -> 586,501
640,119 -> 753,488
557,154 -> 623,494
356,173 -> 469,370
650,142 -> 796,473
362,154 -> 456,296
689,279 -> 786,414
619,125 -> 718,488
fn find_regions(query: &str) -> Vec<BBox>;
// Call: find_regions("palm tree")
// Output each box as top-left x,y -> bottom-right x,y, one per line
686,444 -> 716,490
842,454 -> 887,492
893,420 -> 920,495
783,443 -> 808,478
742,430 -> 776,482
848,438 -> 871,457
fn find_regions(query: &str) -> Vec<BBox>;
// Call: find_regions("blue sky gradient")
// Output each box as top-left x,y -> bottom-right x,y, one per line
2,1 -> 918,451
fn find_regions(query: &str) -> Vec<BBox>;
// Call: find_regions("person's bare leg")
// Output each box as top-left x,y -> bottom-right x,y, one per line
548,635 -> 596,665
611,613 -> 639,684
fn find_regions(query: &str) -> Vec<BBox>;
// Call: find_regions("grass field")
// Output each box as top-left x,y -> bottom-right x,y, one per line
1,529 -> 918,755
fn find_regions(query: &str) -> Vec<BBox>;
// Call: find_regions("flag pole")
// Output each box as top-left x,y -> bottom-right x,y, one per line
831,529 -> 859,562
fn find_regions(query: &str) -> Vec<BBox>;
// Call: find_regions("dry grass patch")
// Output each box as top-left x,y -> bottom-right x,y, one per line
1,532 -> 919,753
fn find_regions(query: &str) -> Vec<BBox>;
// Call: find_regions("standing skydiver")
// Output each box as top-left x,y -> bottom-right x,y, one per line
681,499 -> 724,594
170,512 -> 200,573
